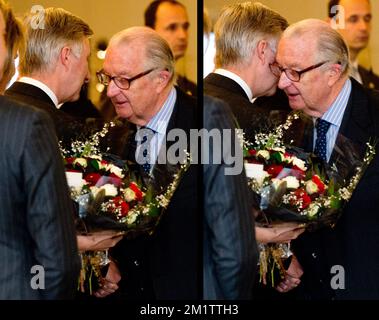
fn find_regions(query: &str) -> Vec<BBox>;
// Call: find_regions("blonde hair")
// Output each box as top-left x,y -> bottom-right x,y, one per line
0,0 -> 25,90
214,1 -> 288,68
20,7 -> 93,75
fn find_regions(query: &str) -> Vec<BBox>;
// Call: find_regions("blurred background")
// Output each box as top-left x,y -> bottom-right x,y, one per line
9,0 -> 197,109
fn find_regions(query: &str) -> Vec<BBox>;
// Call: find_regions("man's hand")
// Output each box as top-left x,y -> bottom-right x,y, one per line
94,260 -> 122,298
255,224 -> 305,244
276,254 -> 304,293
77,231 -> 123,252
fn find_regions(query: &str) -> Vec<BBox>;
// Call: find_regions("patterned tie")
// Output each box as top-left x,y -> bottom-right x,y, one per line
314,119 -> 331,162
136,127 -> 155,174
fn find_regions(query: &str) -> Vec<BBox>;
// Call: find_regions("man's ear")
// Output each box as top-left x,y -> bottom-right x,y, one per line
156,69 -> 171,92
327,62 -> 343,87
256,40 -> 269,65
59,46 -> 72,70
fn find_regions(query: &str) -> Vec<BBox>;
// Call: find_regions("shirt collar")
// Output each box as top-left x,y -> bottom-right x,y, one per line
319,78 -> 352,127
137,87 -> 176,135
19,77 -> 60,108
215,68 -> 254,102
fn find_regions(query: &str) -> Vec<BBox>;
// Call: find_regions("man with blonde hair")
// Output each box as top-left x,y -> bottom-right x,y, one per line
5,7 -> 93,146
274,18 -> 379,299
98,26 -> 198,299
204,1 -> 290,142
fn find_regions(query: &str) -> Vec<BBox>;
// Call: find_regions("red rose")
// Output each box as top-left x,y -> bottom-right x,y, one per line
266,164 -> 284,178
129,182 -> 143,202
65,157 -> 75,165
248,149 -> 257,156
293,188 -> 312,209
112,196 -> 129,216
312,175 -> 325,193
84,173 -> 101,186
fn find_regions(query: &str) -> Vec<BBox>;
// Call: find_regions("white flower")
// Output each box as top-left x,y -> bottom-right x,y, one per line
305,180 -> 319,195
107,164 -> 124,178
101,184 -> 118,197
73,158 -> 87,168
257,150 -> 270,160
291,157 -> 307,171
123,188 -> 136,202
307,202 -> 321,217
127,211 -> 138,225
282,176 -> 300,189
272,147 -> 286,153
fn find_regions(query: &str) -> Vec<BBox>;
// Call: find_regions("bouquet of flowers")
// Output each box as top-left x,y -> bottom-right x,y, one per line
243,112 -> 376,286
60,122 -> 191,294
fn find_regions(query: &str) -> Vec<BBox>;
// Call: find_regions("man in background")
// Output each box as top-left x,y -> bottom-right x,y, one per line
328,0 -> 379,89
145,0 -> 196,96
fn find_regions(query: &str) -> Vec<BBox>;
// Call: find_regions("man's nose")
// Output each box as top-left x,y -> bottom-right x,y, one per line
107,79 -> 119,97
177,26 -> 188,40
278,71 -> 291,90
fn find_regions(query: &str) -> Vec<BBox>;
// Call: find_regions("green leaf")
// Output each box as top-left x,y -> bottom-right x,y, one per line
90,159 -> 99,170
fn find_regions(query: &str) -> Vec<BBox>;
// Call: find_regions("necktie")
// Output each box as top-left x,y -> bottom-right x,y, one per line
314,119 -> 331,162
135,127 -> 155,174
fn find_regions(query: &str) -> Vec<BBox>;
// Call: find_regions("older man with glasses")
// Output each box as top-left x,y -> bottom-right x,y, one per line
98,26 -> 199,300
274,18 -> 379,300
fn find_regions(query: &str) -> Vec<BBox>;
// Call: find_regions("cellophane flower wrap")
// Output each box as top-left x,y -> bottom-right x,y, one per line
243,111 -> 376,286
60,122 -> 191,294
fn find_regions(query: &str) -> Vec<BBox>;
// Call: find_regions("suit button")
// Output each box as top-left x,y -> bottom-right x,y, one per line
312,252 -> 317,259
140,287 -> 144,292
134,260 -> 140,266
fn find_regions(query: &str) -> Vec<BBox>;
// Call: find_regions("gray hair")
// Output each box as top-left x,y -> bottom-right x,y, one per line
283,19 -> 350,75
20,7 -> 93,75
108,26 -> 175,84
214,1 -> 288,68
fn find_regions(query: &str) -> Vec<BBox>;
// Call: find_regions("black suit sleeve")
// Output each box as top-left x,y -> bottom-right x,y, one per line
203,96 -> 258,300
23,110 -> 80,299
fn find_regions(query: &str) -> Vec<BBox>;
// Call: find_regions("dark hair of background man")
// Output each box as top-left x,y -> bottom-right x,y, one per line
144,0 -> 185,28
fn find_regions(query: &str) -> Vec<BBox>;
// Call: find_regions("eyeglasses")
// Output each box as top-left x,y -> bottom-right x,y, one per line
96,68 -> 156,90
269,61 -> 330,82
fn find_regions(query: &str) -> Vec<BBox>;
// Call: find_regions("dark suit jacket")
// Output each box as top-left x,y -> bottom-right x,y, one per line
203,95 -> 258,300
112,88 -> 199,300
0,96 -> 80,299
5,82 -> 126,155
204,73 -> 290,142
293,78 -> 379,299
359,65 -> 379,91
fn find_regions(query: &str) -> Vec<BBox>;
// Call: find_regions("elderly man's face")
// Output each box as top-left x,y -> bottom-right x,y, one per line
276,37 -> 332,117
154,2 -> 189,60
103,41 -> 161,126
